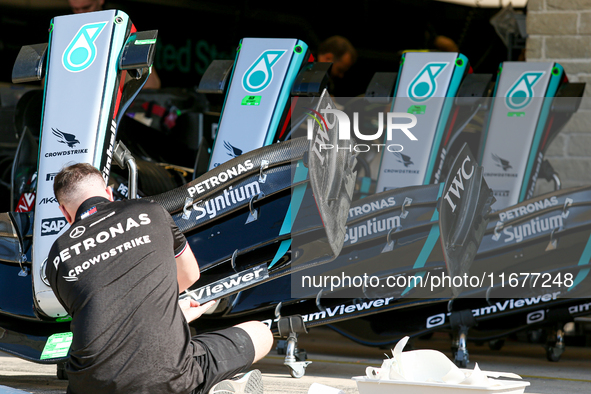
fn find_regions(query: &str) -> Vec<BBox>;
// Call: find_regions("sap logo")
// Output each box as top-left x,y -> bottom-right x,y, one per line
506,71 -> 545,110
408,62 -> 449,102
63,21 -> 108,73
443,156 -> 474,213
39,197 -> 58,205
527,310 -> 545,324
426,313 -> 446,328
242,50 -> 286,93
41,217 -> 68,236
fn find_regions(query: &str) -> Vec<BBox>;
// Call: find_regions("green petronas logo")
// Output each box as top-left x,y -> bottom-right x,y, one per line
407,62 -> 449,102
242,50 -> 286,93
505,71 -> 545,110
62,21 -> 108,73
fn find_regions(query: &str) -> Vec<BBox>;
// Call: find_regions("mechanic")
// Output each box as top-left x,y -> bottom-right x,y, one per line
46,163 -> 272,394
317,35 -> 357,80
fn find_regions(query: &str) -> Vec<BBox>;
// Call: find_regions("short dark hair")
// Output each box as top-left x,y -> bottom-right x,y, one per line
53,163 -> 104,204
318,36 -> 357,63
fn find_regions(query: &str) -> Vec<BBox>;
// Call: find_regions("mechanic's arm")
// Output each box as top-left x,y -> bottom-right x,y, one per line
176,244 -> 200,293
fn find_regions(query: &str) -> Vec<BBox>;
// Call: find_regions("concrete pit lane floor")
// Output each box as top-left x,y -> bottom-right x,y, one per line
1,328 -> 590,394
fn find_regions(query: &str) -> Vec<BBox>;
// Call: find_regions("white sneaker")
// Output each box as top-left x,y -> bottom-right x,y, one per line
208,369 -> 263,394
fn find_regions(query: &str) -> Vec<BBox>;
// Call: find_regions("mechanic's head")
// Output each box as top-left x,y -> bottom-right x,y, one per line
68,0 -> 104,14
54,163 -> 113,224
317,36 -> 357,79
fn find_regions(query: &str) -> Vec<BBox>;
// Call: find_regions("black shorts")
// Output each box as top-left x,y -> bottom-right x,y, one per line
191,326 -> 256,394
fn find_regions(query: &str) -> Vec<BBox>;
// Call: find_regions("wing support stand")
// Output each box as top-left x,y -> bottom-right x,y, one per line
275,303 -> 311,378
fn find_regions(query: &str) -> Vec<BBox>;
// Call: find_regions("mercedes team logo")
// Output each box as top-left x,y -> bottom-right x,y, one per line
70,226 -> 85,239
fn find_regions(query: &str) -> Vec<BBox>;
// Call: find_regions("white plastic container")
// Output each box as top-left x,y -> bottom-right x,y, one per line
308,383 -> 344,394
352,376 -> 530,394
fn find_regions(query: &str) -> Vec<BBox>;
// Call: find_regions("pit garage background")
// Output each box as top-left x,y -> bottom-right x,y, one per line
0,1 -> 590,392
2,0 -> 590,195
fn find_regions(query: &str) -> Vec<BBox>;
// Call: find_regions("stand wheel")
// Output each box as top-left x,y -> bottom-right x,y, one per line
290,368 -> 305,378
546,346 -> 564,362
285,361 -> 312,379
488,339 -> 505,351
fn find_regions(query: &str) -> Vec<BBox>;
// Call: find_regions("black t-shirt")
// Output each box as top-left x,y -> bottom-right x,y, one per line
46,196 -> 203,394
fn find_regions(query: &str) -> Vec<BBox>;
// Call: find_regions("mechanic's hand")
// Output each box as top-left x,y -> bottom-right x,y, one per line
179,299 -> 216,323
